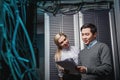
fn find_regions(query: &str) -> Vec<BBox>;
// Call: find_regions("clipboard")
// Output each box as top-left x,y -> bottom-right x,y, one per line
56,58 -> 79,74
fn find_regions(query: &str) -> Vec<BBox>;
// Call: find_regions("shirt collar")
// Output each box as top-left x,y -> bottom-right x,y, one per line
87,39 -> 97,49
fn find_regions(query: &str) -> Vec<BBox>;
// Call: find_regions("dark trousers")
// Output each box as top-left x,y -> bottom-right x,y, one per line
63,74 -> 81,80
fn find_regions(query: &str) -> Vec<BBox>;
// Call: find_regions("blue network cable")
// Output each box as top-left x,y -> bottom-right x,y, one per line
0,0 -> 39,80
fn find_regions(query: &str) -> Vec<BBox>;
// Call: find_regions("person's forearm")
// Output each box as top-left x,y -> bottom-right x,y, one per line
87,64 -> 112,76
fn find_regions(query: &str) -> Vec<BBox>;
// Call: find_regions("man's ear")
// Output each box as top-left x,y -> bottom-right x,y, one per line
94,32 -> 97,37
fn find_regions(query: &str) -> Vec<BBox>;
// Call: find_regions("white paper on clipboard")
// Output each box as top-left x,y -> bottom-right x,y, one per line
56,58 -> 79,74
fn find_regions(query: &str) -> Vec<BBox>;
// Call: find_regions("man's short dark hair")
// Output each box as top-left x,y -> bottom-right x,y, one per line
81,23 -> 97,35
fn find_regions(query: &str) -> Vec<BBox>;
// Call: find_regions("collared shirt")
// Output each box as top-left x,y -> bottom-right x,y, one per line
86,39 -> 97,49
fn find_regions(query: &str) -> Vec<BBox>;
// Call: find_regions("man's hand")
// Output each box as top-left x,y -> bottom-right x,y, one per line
77,66 -> 87,73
